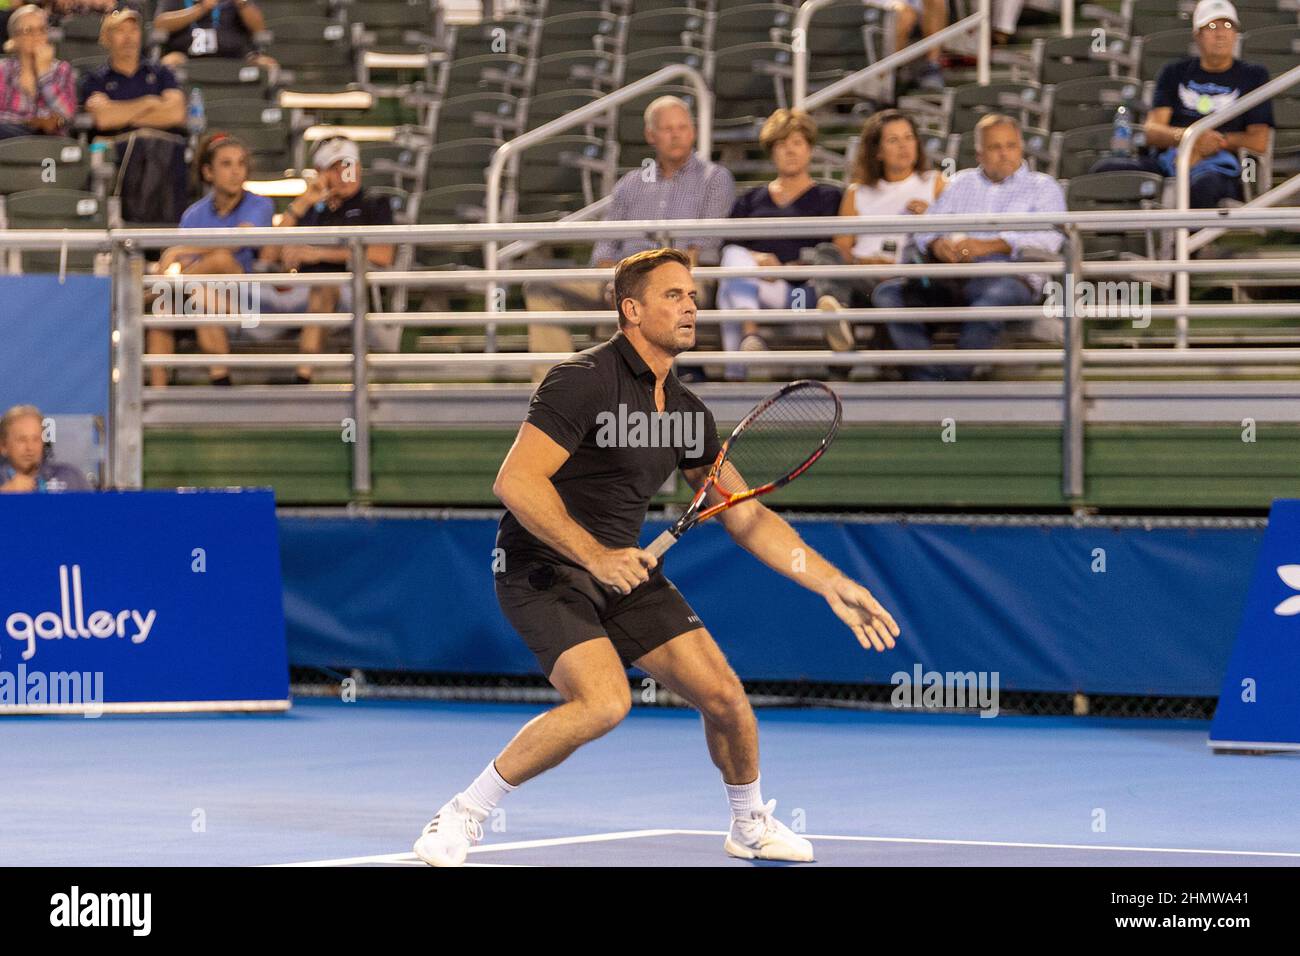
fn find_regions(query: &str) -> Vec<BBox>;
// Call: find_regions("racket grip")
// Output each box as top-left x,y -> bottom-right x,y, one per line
646,529 -> 679,559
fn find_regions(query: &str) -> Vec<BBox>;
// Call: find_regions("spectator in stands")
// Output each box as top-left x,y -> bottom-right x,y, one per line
894,0 -> 947,91
812,109 -> 945,356
871,113 -> 1065,381
147,132 -> 274,387
0,4 -> 75,138
262,136 -> 395,384
43,1 -> 118,25
523,95 -> 735,359
154,0 -> 271,70
715,108 -> 840,380
990,1 -> 1025,45
1135,0 -> 1274,209
79,8 -> 186,136
0,405 -> 90,492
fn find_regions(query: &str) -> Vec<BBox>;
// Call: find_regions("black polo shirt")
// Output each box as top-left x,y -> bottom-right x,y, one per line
496,331 -> 722,571
294,188 -> 394,272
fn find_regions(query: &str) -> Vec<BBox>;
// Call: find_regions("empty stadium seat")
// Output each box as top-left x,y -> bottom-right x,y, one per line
437,91 -> 524,142
538,11 -> 622,58
0,137 -> 91,195
1,188 -> 111,273
1051,76 -> 1143,131
624,7 -> 710,55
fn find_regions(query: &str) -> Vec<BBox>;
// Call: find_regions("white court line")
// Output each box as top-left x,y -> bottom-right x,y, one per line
668,830 -> 1300,859
269,828 -> 680,867
270,827 -> 1300,867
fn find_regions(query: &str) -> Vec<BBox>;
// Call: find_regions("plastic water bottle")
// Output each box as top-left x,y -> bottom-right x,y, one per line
187,88 -> 206,137
1110,103 -> 1133,156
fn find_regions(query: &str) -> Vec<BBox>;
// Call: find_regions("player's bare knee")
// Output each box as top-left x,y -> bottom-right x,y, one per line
576,692 -> 631,738
698,679 -> 751,728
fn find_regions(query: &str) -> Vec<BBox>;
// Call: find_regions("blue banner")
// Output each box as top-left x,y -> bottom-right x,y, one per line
281,515 -> 1262,696
0,490 -> 289,714
0,276 -> 110,419
1210,499 -> 1300,750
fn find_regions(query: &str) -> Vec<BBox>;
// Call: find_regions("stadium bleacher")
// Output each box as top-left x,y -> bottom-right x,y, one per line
0,0 -> 1297,507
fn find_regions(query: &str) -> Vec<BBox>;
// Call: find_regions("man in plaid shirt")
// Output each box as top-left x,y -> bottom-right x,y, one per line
0,5 -> 76,139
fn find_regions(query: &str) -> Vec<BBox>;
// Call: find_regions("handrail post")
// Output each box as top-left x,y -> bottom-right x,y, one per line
792,0 -> 833,110
1174,63 -> 1300,350
1061,0 -> 1074,37
349,238 -> 372,499
977,0 -> 990,85
1062,225 -> 1085,501
801,8 -> 990,111
110,240 -> 143,490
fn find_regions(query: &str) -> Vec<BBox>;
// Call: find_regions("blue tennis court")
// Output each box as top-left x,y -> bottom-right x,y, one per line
5,699 -> 1298,867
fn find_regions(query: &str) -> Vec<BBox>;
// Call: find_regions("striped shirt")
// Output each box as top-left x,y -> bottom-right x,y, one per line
590,152 -> 736,265
0,57 -> 77,131
915,162 -> 1065,293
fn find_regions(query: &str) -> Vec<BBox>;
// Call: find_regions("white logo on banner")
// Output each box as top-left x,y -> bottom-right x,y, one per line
4,565 -> 157,661
1274,565 -> 1300,616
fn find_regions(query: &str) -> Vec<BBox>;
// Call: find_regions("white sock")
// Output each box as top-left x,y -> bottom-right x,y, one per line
458,761 -> 517,820
724,775 -> 764,820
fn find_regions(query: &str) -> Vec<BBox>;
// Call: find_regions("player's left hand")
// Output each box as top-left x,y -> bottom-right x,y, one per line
824,575 -> 899,652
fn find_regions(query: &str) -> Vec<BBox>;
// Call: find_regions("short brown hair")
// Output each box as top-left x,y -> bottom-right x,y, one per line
193,131 -> 248,192
851,109 -> 928,187
759,108 -> 817,153
613,247 -> 691,327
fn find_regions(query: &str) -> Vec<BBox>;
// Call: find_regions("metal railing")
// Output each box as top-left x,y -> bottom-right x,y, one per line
4,206 -> 1300,500
794,0 -> 991,110
483,63 -> 713,350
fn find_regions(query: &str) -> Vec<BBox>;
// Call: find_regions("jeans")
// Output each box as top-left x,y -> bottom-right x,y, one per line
874,264 -> 1035,381
716,244 -> 804,380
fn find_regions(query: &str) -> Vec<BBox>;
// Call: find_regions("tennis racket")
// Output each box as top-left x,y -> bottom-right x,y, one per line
646,379 -> 843,559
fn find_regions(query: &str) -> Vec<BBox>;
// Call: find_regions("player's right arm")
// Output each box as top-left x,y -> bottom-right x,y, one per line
493,423 -> 656,594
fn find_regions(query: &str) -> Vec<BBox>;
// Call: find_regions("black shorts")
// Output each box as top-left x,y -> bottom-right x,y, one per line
495,561 -> 704,679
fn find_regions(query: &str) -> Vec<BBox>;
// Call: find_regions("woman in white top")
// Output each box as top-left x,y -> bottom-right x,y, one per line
812,109 -> 944,352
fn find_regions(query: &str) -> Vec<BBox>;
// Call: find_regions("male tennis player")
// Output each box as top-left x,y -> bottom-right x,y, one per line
414,247 -> 900,866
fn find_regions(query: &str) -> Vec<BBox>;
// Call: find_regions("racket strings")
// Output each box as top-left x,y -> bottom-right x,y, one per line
716,386 -> 840,495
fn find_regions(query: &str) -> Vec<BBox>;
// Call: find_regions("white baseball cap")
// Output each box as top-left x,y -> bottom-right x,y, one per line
1193,0 -> 1239,31
312,137 -> 360,171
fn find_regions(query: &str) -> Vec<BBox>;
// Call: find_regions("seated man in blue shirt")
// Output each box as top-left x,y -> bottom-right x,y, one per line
872,113 -> 1066,381
146,132 -> 274,387
0,405 -> 91,493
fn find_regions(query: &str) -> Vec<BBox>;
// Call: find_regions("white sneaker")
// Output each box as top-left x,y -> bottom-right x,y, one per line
413,796 -> 485,867
818,295 -> 856,352
724,799 -> 815,862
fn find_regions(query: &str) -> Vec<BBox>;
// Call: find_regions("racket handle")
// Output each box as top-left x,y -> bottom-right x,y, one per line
646,529 -> 679,559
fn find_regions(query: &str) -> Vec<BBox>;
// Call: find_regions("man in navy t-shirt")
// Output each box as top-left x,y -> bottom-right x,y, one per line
78,8 -> 186,137
1143,0 -> 1274,207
